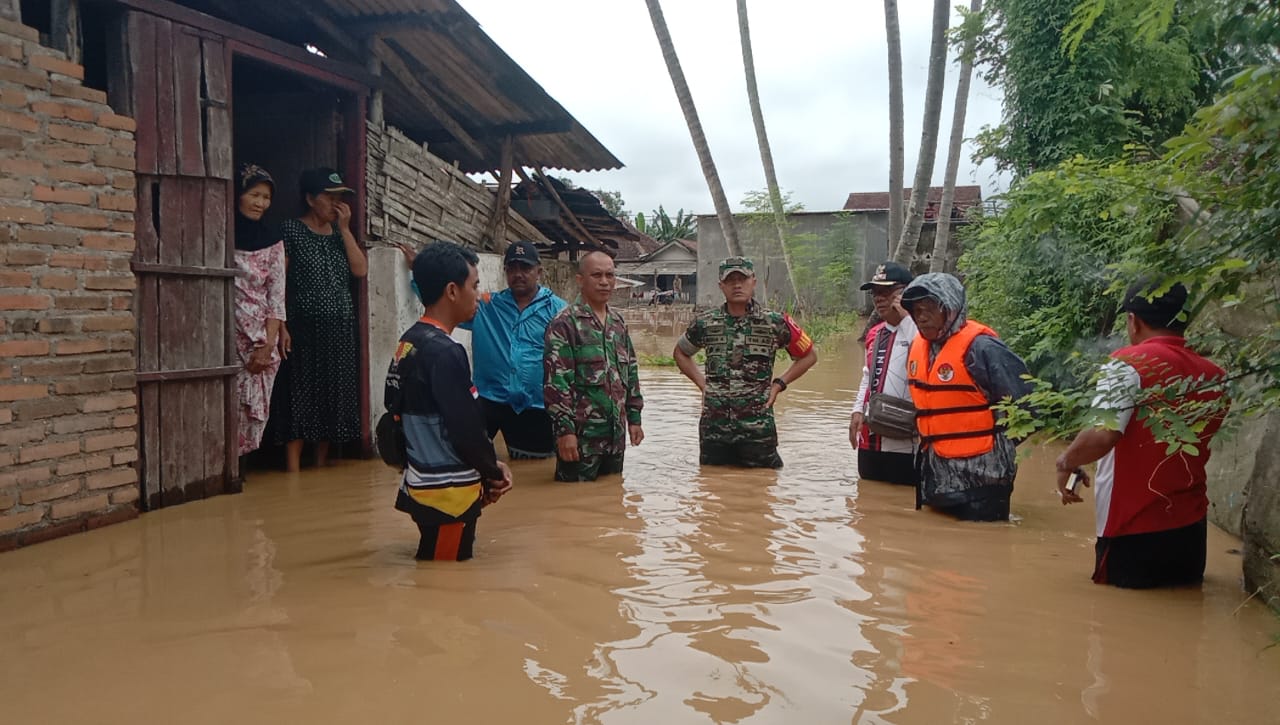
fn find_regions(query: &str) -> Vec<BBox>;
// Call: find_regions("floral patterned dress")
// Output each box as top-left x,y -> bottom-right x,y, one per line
234,242 -> 287,455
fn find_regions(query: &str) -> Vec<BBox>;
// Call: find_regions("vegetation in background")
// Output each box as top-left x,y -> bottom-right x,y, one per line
740,190 -> 861,314
644,0 -> 744,256
737,0 -> 804,311
634,206 -> 697,242
971,0 -> 1206,175
591,189 -> 628,220
963,0 -> 1280,454
637,311 -> 861,368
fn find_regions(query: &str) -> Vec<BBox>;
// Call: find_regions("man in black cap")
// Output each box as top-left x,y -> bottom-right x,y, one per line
1054,277 -> 1229,588
850,262 -> 918,485
460,241 -> 568,459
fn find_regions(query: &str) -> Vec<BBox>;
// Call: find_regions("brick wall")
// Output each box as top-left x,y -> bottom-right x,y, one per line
0,17 -> 139,550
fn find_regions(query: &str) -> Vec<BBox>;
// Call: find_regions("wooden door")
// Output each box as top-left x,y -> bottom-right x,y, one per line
115,11 -> 238,509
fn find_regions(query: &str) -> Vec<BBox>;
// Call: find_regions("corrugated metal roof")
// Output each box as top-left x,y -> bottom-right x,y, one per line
843,186 -> 983,212
175,0 -> 621,173
511,177 -> 658,255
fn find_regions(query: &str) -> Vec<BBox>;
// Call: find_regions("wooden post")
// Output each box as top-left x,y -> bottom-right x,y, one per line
533,167 -> 606,253
484,135 -> 514,252
370,37 -> 487,163
50,0 -> 83,63
366,39 -> 384,129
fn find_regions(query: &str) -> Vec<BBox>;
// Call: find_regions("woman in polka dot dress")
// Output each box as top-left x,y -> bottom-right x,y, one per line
273,168 -> 368,471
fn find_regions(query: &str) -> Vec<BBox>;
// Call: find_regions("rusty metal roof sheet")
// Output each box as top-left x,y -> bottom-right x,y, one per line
844,186 -> 983,212
175,0 -> 621,173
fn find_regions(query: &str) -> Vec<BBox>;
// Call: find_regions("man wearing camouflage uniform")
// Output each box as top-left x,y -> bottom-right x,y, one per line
673,257 -> 818,468
543,251 -> 644,481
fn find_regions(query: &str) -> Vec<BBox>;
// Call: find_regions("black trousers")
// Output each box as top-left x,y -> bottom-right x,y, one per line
1093,518 -> 1207,588
857,449 -> 917,486
479,398 -> 555,459
395,489 -> 481,562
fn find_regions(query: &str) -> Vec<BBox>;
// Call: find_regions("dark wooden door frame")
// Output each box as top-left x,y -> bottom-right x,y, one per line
225,40 -> 374,456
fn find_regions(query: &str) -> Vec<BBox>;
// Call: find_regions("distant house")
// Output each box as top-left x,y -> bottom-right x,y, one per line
695,186 -> 984,311
616,239 -> 698,303
843,186 -> 984,220
0,0 -> 620,549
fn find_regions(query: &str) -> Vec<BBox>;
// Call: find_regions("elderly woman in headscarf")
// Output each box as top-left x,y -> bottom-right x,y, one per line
900,273 -> 1031,521
233,163 -> 289,456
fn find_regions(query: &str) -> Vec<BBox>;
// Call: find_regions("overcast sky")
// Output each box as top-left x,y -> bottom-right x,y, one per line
459,0 -> 1009,218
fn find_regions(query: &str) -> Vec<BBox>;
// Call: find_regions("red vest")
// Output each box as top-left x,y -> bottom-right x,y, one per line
907,321 -> 998,458
859,321 -> 889,451
1103,336 -> 1227,537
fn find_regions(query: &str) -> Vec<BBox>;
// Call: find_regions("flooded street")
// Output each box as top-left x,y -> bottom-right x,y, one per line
1,328 -> 1278,724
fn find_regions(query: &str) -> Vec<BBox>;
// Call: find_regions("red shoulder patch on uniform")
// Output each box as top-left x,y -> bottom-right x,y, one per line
783,314 -> 813,358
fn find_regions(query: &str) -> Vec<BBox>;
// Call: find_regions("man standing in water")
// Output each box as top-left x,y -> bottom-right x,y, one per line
461,241 -> 568,459
1055,278 -> 1227,588
543,251 -> 644,481
385,241 -> 512,561
850,262 -> 919,485
901,273 -> 1030,521
673,257 -> 818,468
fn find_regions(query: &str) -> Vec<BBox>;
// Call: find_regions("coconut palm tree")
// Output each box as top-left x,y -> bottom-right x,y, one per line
930,0 -> 982,273
892,0 -> 951,267
644,0 -> 743,257
737,0 -> 802,311
884,0 -> 906,255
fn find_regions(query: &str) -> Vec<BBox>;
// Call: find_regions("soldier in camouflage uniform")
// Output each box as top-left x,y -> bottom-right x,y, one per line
674,257 -> 818,468
543,251 -> 644,481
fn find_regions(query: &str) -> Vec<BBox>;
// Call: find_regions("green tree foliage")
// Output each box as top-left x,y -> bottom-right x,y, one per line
740,190 -> 859,313
973,0 -> 1204,174
959,157 -> 1175,388
590,189 -> 628,220
966,0 -> 1280,450
634,205 -> 696,242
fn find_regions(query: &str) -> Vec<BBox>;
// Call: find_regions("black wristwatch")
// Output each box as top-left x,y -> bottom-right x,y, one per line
772,377 -> 787,392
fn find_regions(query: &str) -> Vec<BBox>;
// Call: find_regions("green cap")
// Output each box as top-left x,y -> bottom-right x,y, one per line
718,256 -> 755,281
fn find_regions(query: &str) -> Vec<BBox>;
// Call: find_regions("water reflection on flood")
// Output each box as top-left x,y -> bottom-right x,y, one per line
1,329 -> 1277,724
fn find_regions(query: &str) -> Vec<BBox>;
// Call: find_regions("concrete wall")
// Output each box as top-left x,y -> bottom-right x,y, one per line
1237,413 -> 1280,611
696,211 -> 881,312
363,120 -> 577,435
1207,410 -> 1280,611
365,248 -> 575,435
0,17 -> 141,550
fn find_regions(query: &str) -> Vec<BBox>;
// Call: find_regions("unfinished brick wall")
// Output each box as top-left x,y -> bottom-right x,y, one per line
0,17 -> 139,550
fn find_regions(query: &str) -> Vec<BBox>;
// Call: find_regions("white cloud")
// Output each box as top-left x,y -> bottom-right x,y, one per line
460,0 -> 1009,217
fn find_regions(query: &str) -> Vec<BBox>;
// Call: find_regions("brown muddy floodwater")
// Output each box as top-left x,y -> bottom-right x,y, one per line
2,327 -> 1278,725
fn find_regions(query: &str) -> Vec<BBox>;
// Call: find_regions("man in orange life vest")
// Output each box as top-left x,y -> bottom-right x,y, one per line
900,273 -> 1031,521
1054,279 -> 1228,588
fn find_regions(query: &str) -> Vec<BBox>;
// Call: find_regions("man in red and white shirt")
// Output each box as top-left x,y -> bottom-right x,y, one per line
850,262 -> 918,485
1056,278 -> 1228,588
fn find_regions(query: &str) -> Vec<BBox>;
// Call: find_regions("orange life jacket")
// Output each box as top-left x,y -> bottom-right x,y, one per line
907,320 -> 998,458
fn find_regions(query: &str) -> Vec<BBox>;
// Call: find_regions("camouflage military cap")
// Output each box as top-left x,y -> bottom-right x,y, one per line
719,256 -> 755,280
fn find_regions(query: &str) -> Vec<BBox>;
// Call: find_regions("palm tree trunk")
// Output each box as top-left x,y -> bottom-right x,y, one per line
737,0 -> 799,312
884,0 -> 905,255
644,0 -> 743,258
930,0 -> 982,273
892,0 -> 951,267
